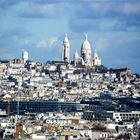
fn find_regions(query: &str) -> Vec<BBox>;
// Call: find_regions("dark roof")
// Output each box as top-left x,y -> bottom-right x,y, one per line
109,68 -> 130,73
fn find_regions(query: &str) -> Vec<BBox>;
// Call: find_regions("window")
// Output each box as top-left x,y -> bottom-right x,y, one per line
73,135 -> 77,138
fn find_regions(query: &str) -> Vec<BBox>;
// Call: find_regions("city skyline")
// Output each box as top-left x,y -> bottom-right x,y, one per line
0,0 -> 140,73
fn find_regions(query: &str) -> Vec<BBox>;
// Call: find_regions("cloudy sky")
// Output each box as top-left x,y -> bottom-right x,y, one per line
0,0 -> 140,73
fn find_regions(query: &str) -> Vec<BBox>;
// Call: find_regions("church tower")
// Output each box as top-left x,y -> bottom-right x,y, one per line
74,50 -> 79,66
62,34 -> 70,63
22,50 -> 28,64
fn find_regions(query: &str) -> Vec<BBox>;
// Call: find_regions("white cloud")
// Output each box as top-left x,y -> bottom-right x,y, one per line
11,35 -> 31,46
19,2 -> 71,18
49,36 -> 58,47
122,2 -> 140,15
39,4 -> 56,16
36,39 -> 47,48
94,38 -> 109,52
36,36 -> 58,49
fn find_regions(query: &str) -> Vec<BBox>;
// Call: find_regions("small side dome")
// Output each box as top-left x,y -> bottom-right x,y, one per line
94,49 -> 99,59
81,35 -> 91,52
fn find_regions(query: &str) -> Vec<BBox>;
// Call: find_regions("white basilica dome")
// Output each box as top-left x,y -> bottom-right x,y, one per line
81,35 -> 91,52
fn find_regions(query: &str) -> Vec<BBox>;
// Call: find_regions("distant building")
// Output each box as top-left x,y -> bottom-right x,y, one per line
62,34 -> 70,63
22,50 -> 28,64
83,110 -> 140,122
12,59 -> 22,64
74,35 -> 101,67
